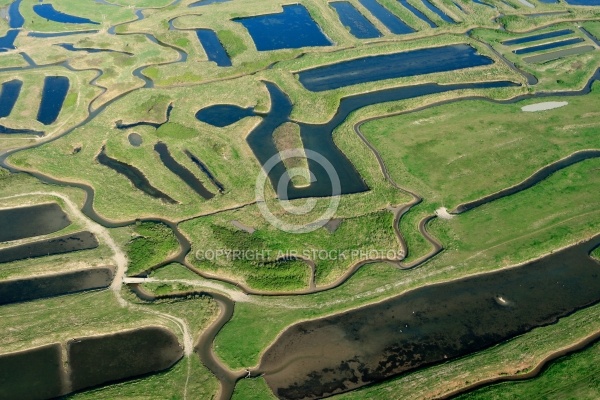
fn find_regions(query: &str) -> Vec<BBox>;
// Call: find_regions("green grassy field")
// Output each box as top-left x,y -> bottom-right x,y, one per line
213,157 -> 600,373
122,221 -> 180,276
181,206 -> 400,288
360,82 -> 600,208
455,340 -> 600,399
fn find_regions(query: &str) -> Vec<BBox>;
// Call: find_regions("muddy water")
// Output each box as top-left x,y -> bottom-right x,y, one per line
0,266 -> 115,305
68,326 -> 183,391
128,132 -> 143,147
0,344 -> 65,400
0,203 -> 70,242
260,235 -> 600,399
0,231 -> 98,264
0,326 -> 183,399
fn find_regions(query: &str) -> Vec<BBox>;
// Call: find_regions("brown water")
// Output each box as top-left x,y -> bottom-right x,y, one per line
0,266 -> 115,305
260,235 -> 600,399
0,326 -> 183,399
0,344 -> 65,400
0,231 -> 98,264
68,326 -> 183,391
0,203 -> 70,242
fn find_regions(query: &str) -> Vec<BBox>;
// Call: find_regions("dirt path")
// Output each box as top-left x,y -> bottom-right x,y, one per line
0,192 -> 195,359
0,191 -> 128,302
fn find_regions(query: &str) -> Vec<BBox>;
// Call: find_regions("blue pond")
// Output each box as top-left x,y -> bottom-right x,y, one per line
398,0 -> 436,28
563,0 -> 600,4
502,29 -> 574,46
298,44 -> 494,92
37,76 -> 69,125
235,5 -> 332,51
513,37 -> 584,54
189,0 -> 230,6
196,104 -> 255,127
422,0 -> 455,23
9,0 -> 24,29
28,30 -> 98,38
359,0 -> 415,34
330,1 -> 381,39
453,1 -> 466,12
0,79 -> 22,118
472,0 -> 495,7
196,29 -> 232,66
33,4 -> 99,25
0,30 -> 19,51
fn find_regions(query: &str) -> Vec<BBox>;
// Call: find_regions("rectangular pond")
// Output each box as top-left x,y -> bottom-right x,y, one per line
0,203 -> 70,242
0,327 -> 183,399
0,266 -> 115,305
330,1 -> 382,39
297,44 -> 494,92
68,327 -> 183,392
234,5 -> 332,51
513,37 -> 584,55
523,45 -> 594,63
0,79 -> 22,118
0,231 -> 98,264
563,0 -> 600,4
196,29 -> 232,67
502,28 -> 574,46
398,0 -> 437,28
422,0 -> 455,23
358,0 -> 415,34
37,76 -> 69,125
0,344 -> 66,400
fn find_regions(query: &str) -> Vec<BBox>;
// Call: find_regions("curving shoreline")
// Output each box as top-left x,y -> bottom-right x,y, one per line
441,329 -> 600,399
451,149 -> 600,214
